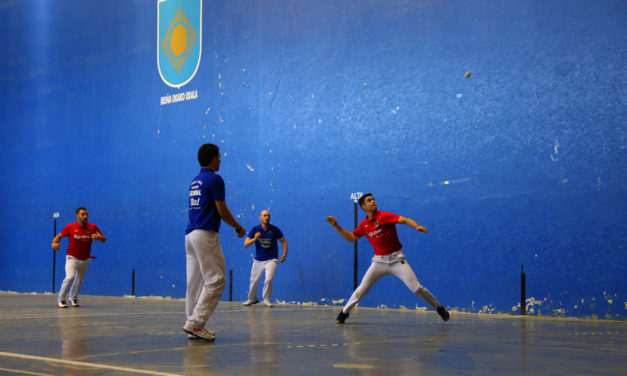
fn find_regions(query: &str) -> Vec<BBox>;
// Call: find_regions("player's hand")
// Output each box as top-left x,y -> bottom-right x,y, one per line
254,232 -> 262,239
236,226 -> 246,238
279,254 -> 286,263
52,242 -> 60,251
326,216 -> 337,226
91,234 -> 101,241
417,226 -> 428,234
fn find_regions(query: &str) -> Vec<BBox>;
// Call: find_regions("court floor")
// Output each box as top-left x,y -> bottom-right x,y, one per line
0,293 -> 625,375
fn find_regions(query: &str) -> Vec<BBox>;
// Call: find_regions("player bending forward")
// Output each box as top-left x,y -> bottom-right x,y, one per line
326,193 -> 450,324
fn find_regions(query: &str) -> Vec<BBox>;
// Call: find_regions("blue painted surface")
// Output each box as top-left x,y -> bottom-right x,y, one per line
0,0 -> 625,319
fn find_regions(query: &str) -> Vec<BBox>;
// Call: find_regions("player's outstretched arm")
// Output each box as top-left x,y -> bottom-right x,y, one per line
398,216 -> 428,233
326,216 -> 359,242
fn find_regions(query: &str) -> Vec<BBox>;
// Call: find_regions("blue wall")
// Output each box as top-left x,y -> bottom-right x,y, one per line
0,0 -> 625,319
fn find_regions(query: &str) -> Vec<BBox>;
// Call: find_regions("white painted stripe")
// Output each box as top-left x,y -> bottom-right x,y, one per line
333,363 -> 374,369
0,352 -> 181,376
0,367 -> 54,376
0,311 -> 181,321
0,307 -> 330,321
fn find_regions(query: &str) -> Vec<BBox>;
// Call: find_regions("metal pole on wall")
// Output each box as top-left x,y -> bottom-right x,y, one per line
521,265 -> 526,315
229,270 -> 233,301
52,212 -> 59,293
132,268 -> 135,296
353,201 -> 358,290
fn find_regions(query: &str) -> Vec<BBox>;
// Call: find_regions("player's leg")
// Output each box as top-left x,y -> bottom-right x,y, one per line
68,258 -> 90,306
57,256 -> 78,307
185,232 -> 203,320
244,260 -> 264,305
391,259 -> 449,321
190,231 -> 225,327
337,261 -> 388,323
261,259 -> 278,306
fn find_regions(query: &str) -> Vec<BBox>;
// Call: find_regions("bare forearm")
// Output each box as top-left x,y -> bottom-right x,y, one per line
398,216 -> 428,233
52,234 -> 63,250
334,224 -> 357,242
221,209 -> 240,229
280,239 -> 288,255
216,201 -> 243,230
244,237 -> 255,247
326,216 -> 358,242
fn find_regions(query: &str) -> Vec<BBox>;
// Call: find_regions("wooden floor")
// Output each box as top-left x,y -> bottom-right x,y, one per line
0,293 -> 625,375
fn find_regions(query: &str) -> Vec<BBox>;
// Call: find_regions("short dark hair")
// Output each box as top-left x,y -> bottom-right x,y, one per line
198,144 -> 219,167
76,207 -> 87,214
358,193 -> 373,208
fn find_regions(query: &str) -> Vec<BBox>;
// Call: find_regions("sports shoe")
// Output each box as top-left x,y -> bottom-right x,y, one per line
71,299 -> 80,307
57,300 -> 67,308
263,302 -> 273,308
243,299 -> 259,306
336,310 -> 349,324
437,306 -> 450,322
182,325 -> 215,341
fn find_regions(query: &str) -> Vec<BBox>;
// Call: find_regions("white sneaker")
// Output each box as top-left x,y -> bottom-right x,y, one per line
243,299 -> 259,306
263,302 -> 273,308
183,324 -> 215,341
71,299 -> 79,307
57,300 -> 67,308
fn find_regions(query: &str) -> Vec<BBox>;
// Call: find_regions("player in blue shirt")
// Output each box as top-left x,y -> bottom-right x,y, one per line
183,143 -> 246,341
243,210 -> 288,308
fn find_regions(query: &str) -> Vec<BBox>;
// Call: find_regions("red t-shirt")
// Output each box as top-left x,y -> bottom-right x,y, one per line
352,210 -> 402,255
60,222 -> 101,260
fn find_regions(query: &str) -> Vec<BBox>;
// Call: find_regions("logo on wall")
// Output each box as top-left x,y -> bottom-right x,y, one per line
157,0 -> 202,89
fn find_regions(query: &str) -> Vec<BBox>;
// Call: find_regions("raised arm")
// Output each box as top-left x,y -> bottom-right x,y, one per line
397,216 -> 428,233
244,232 -> 261,247
215,200 -> 246,238
326,216 -> 359,242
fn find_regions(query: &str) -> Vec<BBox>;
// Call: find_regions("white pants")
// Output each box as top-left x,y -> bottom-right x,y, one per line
342,250 -> 441,313
185,230 -> 226,328
58,255 -> 91,302
247,259 -> 278,303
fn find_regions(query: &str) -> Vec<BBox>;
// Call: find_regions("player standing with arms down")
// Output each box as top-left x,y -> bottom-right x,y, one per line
183,143 -> 247,341
326,193 -> 450,324
242,210 -> 288,308
51,207 -> 106,308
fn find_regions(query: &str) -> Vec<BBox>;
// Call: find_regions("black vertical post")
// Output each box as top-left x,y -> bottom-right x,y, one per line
132,268 -> 135,296
353,201 -> 358,290
52,219 -> 57,293
229,270 -> 233,301
521,265 -> 526,315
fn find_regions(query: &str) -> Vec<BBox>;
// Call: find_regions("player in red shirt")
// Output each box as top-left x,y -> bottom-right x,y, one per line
51,207 -> 106,308
326,193 -> 449,324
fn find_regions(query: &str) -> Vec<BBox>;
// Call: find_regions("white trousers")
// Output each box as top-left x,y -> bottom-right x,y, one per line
342,250 -> 441,313
185,230 -> 226,328
247,259 -> 278,303
58,255 -> 91,302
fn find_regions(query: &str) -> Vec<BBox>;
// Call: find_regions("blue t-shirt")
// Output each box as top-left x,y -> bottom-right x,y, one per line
186,168 -> 225,234
248,224 -> 284,261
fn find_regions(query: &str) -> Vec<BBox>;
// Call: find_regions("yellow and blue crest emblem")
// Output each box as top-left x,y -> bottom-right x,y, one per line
157,0 -> 202,88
